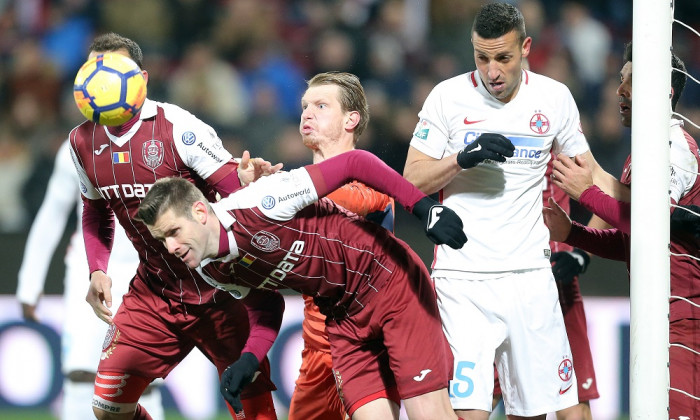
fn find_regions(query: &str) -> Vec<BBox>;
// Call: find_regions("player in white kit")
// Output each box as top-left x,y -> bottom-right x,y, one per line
402,3 -> 623,419
16,139 -> 164,420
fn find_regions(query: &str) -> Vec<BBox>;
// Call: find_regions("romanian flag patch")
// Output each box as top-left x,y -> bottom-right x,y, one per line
112,151 -> 130,163
238,253 -> 256,267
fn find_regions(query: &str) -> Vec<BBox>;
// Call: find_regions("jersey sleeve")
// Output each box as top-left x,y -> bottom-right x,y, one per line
566,221 -> 630,262
167,105 -> 234,181
16,141 -> 78,305
409,85 -> 451,159
551,86 -> 590,157
213,168 -> 320,221
69,145 -> 102,200
669,128 -> 699,203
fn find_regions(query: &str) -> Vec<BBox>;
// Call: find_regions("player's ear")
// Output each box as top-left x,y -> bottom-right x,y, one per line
192,201 -> 208,224
142,70 -> 149,85
345,110 -> 360,131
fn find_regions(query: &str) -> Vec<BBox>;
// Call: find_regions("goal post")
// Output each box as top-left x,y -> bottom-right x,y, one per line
629,0 -> 673,418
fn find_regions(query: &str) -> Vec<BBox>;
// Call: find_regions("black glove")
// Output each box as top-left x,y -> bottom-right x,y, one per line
550,248 -> 590,285
219,352 -> 259,414
412,196 -> 467,249
456,133 -> 515,169
670,204 -> 700,237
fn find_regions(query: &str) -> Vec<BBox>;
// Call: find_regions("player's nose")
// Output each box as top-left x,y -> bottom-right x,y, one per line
164,237 -> 180,255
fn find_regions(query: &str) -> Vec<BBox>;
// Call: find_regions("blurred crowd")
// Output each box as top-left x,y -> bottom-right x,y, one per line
0,0 -> 698,232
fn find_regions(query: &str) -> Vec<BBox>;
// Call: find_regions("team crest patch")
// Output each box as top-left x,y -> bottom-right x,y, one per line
142,139 -> 164,169
182,131 -> 196,145
530,112 -> 550,134
101,324 -> 120,360
251,231 -> 280,252
333,369 -> 345,403
558,358 -> 573,381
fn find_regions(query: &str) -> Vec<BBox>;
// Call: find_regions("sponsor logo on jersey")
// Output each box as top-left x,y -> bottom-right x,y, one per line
464,132 -> 545,161
581,378 -> 593,390
278,188 -> 311,202
196,141 -> 224,163
261,195 -> 276,209
251,231 -> 280,252
530,112 -> 550,134
112,151 -> 130,163
97,183 -> 153,199
142,139 -> 164,169
413,119 -> 430,140
80,182 -> 88,194
238,253 -> 257,267
259,240 -> 304,289
182,131 -> 196,145
95,144 -> 109,155
464,116 -> 485,125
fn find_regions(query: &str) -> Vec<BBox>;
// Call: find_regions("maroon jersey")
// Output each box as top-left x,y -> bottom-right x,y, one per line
70,99 -> 237,305
619,124 -> 700,321
196,164 -> 425,319
574,121 -> 700,321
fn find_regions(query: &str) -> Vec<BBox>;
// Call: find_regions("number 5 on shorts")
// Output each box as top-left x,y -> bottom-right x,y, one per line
450,360 -> 476,398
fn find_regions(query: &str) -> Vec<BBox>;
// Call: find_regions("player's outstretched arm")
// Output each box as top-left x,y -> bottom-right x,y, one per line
307,149 -> 467,248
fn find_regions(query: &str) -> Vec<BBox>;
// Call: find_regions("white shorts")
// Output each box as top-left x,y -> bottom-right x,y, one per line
434,268 -> 578,416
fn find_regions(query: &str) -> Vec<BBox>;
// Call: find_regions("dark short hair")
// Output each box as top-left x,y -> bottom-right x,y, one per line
306,71 -> 369,141
472,2 -> 527,44
89,32 -> 144,69
623,42 -> 687,111
137,177 -> 205,226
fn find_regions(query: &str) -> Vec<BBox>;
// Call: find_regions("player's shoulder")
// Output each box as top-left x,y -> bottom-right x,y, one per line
68,120 -> 100,152
525,70 -> 569,92
670,120 -> 699,162
433,73 -> 475,93
149,99 -> 200,122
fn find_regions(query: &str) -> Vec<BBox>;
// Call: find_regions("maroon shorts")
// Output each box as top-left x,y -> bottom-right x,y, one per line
669,318 -> 700,420
326,266 -> 453,413
97,276 -> 275,399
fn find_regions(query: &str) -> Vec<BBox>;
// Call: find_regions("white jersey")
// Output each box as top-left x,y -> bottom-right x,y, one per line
410,70 -> 589,275
669,119 -> 699,203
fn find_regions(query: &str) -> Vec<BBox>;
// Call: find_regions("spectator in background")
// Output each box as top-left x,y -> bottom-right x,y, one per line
559,1 -> 612,112
168,42 -> 250,129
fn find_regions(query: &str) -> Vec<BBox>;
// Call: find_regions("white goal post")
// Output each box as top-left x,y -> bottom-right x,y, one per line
630,0 -> 673,418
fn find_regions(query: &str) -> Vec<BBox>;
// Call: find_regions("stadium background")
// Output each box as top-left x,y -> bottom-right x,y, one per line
0,0 -> 697,419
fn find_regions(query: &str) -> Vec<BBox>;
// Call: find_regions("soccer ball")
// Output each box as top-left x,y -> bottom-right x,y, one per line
73,53 -> 147,126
